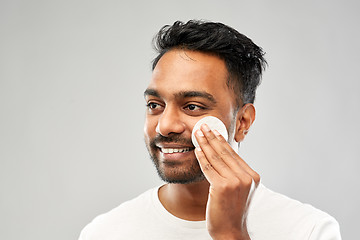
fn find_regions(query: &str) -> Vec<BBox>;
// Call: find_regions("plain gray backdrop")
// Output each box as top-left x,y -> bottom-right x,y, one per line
1,0 -> 359,239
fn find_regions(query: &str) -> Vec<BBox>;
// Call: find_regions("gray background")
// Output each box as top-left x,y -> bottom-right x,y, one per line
1,0 -> 359,239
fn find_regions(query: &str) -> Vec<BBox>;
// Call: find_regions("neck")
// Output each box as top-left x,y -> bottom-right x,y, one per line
158,180 -> 210,221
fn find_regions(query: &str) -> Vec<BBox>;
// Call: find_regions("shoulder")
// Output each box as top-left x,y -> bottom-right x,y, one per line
78,187 -> 158,240
247,184 -> 341,240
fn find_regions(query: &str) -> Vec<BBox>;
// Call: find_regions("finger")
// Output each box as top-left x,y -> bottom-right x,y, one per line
202,125 -> 261,186
195,128 -> 235,178
194,147 -> 222,185
196,146 -> 252,203
199,124 -> 252,181
202,127 -> 239,169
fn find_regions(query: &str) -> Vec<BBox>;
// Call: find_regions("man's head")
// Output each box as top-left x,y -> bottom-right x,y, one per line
144,20 -> 266,184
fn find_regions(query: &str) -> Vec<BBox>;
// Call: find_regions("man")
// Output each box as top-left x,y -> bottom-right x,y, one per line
79,20 -> 341,239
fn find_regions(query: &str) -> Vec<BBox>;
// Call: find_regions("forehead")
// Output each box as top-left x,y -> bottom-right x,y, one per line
147,49 -> 231,98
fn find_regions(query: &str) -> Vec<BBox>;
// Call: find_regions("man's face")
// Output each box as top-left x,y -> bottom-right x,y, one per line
144,49 -> 238,184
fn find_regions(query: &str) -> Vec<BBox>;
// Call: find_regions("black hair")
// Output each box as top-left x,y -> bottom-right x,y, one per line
152,20 -> 267,106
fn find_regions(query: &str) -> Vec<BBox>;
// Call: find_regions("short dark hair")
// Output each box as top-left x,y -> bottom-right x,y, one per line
152,20 -> 267,106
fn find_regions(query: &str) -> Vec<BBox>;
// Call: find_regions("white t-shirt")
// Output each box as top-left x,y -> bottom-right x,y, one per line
78,184 -> 341,240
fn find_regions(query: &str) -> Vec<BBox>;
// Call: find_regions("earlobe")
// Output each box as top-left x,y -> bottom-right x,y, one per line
234,104 -> 256,142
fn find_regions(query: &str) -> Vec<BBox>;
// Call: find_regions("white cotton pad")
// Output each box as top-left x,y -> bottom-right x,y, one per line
191,116 -> 228,148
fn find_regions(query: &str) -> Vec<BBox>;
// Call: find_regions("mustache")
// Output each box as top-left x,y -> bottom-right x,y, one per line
150,134 -> 194,147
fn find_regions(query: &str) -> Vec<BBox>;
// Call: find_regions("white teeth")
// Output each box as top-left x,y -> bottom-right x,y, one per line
161,148 -> 191,153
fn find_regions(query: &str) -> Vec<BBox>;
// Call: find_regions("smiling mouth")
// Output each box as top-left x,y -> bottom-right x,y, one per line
159,147 -> 194,154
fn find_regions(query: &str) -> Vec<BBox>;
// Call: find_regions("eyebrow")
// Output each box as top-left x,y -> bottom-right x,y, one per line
144,88 -> 217,105
144,88 -> 160,98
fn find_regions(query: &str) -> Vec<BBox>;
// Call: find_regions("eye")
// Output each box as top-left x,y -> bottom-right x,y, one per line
146,102 -> 159,109
184,104 -> 204,111
146,102 -> 164,114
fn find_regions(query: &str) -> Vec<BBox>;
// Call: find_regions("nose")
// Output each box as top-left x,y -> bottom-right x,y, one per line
156,105 -> 185,137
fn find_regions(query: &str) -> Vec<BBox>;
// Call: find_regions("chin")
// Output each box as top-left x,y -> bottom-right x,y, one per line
158,171 -> 206,184
153,157 -> 205,184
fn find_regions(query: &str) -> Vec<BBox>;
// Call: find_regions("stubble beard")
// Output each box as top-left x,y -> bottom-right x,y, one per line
145,134 -> 205,184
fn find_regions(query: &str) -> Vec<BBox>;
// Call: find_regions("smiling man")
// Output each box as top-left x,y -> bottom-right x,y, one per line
79,20 -> 341,240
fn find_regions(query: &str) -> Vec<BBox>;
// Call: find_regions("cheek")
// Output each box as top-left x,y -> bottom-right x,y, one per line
187,117 -> 201,130
218,103 -> 237,127
187,118 -> 204,138
144,114 -> 162,139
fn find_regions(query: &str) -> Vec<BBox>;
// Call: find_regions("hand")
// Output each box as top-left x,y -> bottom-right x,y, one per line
194,123 -> 260,240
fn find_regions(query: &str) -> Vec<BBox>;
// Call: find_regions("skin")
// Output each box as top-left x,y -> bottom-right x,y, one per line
144,49 -> 260,240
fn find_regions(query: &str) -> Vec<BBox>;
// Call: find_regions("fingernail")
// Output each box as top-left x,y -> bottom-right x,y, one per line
202,123 -> 210,132
196,129 -> 204,137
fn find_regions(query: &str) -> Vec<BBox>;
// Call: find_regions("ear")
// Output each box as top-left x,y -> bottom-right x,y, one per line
234,103 -> 256,142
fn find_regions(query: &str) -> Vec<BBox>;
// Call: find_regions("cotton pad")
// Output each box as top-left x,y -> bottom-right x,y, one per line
191,116 -> 228,148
